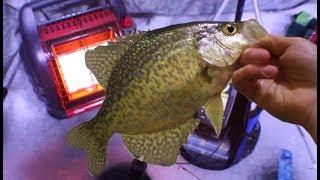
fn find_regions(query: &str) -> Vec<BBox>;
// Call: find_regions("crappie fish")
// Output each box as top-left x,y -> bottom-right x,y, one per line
67,19 -> 267,176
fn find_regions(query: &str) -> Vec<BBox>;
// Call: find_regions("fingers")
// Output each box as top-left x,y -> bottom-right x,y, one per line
239,48 -> 271,65
232,64 -> 278,99
259,35 -> 302,56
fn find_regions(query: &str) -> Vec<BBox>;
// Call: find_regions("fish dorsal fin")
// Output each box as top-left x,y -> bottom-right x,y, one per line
85,32 -> 146,87
117,30 -> 147,44
121,118 -> 199,165
203,95 -> 224,137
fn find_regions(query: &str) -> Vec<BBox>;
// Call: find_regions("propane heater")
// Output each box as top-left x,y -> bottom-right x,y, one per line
20,0 -> 135,119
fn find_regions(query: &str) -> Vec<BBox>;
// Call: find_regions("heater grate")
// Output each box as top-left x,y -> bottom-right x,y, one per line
47,29 -> 116,115
38,8 -> 120,42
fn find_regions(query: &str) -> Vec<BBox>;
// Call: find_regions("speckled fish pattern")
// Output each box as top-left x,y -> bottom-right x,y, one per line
67,20 -> 267,176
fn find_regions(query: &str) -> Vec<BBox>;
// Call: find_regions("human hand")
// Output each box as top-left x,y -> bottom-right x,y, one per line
232,35 -> 317,142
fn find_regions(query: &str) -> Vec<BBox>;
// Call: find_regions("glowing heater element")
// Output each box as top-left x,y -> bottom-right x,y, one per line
48,30 -> 116,116
57,42 -> 108,94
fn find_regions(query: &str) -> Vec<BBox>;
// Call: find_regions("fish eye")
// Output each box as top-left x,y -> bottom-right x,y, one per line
222,24 -> 237,35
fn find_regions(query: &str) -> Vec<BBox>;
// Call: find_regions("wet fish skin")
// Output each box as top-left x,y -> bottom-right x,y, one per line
67,19 -> 267,176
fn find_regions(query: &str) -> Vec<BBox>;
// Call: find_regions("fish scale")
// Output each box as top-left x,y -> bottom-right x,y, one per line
106,34 -> 195,125
67,19 -> 268,176
113,48 -> 201,132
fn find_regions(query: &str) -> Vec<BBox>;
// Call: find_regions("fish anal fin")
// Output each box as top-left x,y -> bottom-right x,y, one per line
67,120 -> 112,176
121,118 -> 199,166
203,95 -> 224,137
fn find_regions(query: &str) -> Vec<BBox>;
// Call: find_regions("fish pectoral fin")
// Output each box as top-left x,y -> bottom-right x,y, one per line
203,94 -> 224,137
121,118 -> 199,165
67,120 -> 112,176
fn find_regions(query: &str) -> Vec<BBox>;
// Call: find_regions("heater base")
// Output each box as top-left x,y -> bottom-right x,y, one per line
180,121 -> 261,170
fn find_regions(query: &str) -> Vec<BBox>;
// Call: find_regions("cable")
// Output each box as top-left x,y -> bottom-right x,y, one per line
4,3 -> 19,12
181,128 -> 229,168
40,9 -> 50,20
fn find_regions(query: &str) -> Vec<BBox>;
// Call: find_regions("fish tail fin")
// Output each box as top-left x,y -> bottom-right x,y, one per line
67,120 -> 111,176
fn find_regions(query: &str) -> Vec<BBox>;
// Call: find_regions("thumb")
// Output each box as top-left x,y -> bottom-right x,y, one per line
259,35 -> 299,57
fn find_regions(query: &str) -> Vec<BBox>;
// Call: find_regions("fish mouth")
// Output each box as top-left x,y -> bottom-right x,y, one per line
241,19 -> 268,46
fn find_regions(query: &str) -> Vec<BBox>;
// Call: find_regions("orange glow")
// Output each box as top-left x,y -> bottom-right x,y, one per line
50,29 -> 116,105
54,30 -> 116,54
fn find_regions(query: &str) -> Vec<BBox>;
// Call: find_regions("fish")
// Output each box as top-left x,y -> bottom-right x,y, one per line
67,19 -> 267,176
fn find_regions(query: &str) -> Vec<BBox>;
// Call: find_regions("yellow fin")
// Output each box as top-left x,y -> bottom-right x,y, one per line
85,43 -> 129,87
203,95 -> 224,137
121,118 -> 199,165
67,120 -> 112,176
85,32 -> 146,87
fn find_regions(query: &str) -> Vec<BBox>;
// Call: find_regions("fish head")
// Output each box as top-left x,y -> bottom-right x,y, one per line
193,19 -> 267,69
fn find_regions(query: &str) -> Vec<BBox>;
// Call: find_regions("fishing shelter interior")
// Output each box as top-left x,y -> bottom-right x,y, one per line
3,0 -> 317,179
